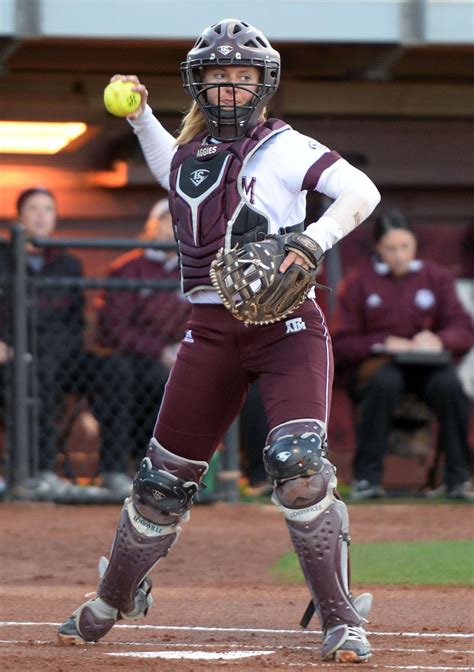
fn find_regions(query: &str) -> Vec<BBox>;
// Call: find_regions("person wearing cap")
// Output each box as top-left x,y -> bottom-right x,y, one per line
332,209 -> 473,501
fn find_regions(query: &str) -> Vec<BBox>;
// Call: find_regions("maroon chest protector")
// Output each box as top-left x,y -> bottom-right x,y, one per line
168,118 -> 288,294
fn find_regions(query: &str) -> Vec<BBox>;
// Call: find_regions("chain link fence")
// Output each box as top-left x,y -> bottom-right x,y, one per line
0,227 -> 241,503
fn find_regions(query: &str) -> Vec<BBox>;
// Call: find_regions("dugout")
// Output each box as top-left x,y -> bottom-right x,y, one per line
0,1 -> 472,496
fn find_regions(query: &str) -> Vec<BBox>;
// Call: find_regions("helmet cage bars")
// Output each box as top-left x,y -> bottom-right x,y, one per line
181,19 -> 281,141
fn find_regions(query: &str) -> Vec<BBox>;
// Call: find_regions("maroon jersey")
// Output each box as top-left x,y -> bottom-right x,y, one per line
332,258 -> 473,365
96,250 -> 191,359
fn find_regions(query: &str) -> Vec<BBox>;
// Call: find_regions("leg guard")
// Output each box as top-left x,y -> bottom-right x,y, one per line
58,439 -> 208,644
264,420 -> 371,662
98,439 -> 207,614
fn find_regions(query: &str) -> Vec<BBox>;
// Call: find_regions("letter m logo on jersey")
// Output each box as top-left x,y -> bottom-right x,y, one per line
242,176 -> 256,204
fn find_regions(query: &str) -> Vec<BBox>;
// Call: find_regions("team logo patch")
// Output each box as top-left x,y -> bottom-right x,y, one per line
184,329 -> 194,343
308,139 -> 326,151
190,169 -> 210,187
152,489 -> 166,500
415,288 -> 435,309
366,293 -> 382,308
217,45 -> 233,55
285,317 -> 306,334
276,451 -> 292,462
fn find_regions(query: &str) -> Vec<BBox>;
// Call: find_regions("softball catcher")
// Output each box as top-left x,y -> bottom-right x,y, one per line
59,18 -> 380,663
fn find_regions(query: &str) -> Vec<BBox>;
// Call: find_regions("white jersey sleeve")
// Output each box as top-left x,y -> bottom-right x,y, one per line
272,128 -> 380,251
127,105 -> 176,190
272,129 -> 341,193
304,159 -> 381,251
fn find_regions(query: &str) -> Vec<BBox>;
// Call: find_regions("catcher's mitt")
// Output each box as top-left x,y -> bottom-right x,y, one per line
209,232 -> 324,325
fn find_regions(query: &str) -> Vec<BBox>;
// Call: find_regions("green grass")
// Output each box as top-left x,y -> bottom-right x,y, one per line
273,540 -> 474,586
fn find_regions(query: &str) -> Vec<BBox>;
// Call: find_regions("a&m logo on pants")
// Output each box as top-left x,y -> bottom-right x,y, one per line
285,317 -> 306,334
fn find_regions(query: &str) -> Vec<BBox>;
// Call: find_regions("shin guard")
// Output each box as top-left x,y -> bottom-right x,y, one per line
283,485 -> 361,630
264,421 -> 362,631
97,499 -> 179,614
97,439 -> 208,614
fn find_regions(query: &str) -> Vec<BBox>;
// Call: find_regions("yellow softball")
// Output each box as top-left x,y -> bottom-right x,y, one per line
103,80 -> 142,117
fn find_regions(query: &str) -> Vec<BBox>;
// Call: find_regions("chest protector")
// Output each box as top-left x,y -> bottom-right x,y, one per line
169,118 -> 289,295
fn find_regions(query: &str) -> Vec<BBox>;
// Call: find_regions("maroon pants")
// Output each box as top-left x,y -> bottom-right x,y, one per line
154,299 -> 333,463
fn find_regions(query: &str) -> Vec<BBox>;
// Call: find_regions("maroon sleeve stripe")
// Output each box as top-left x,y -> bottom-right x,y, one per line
302,150 -> 342,191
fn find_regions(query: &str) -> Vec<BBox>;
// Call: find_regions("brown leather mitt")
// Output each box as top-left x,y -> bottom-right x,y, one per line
209,233 -> 324,325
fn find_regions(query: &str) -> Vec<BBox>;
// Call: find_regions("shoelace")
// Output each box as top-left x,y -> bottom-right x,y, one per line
346,626 -> 367,643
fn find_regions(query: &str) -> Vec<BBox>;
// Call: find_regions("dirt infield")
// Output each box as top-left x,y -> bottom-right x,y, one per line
1,500 -> 473,671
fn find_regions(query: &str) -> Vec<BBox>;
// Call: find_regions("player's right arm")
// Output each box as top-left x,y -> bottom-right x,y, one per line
109,74 -> 175,190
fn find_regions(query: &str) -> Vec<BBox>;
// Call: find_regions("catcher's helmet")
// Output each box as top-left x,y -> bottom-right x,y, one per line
181,18 -> 280,141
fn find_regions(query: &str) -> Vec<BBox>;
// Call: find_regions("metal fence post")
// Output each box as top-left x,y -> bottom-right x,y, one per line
10,225 -> 30,486
219,415 -> 241,502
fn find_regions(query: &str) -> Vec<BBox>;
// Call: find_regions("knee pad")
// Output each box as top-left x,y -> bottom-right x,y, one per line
264,419 -> 334,513
97,440 -> 208,614
133,438 -> 209,525
264,420 -> 361,630
264,419 -> 328,477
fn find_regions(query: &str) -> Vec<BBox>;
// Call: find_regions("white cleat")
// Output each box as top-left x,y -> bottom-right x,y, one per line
353,592 -> 373,622
322,623 -> 372,663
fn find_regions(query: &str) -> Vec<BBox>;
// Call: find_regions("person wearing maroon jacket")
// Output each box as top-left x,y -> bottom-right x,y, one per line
93,199 -> 191,496
332,209 -> 473,500
0,187 -> 85,499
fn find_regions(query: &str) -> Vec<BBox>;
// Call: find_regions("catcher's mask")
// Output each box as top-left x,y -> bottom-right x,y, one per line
181,18 -> 281,141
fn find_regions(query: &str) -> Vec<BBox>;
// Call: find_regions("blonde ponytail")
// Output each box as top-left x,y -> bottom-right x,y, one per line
175,103 -> 207,146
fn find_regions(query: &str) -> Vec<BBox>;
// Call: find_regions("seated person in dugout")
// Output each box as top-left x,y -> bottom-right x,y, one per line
0,186 -> 86,498
331,209 -> 473,501
92,199 -> 191,497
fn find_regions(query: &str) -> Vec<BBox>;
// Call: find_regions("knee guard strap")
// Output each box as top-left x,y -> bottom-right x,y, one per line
265,420 -> 361,631
98,440 -> 208,613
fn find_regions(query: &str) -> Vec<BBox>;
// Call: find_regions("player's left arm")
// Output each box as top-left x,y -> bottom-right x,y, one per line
304,159 -> 381,253
280,159 -> 380,272
273,131 -> 380,265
